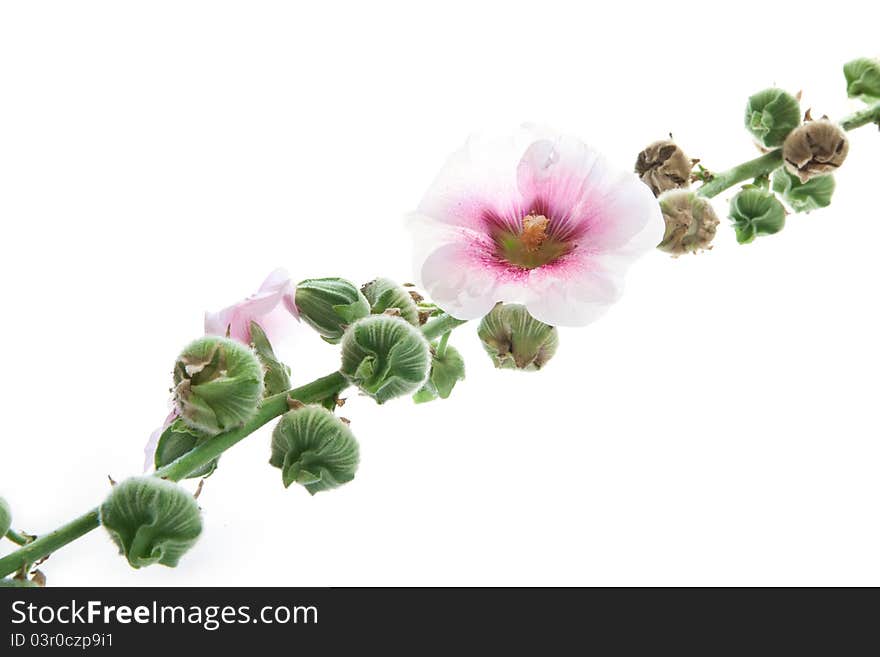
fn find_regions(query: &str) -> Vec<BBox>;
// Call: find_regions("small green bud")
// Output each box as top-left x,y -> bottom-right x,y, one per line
657,190 -> 720,255
173,336 -> 264,436
843,57 -> 880,103
100,477 -> 202,569
413,343 -> 466,403
0,496 -> 11,538
295,278 -> 371,344
0,578 -> 39,588
249,321 -> 291,396
634,140 -> 692,197
340,314 -> 431,403
782,119 -> 849,183
361,278 -> 421,326
154,419 -> 218,479
728,188 -> 787,245
477,303 -> 558,371
744,88 -> 801,147
771,168 -> 835,213
270,405 -> 359,494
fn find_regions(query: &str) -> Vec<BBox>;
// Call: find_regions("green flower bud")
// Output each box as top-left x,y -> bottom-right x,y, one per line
340,314 -> 431,403
0,578 -> 39,588
270,405 -> 359,494
413,343 -> 466,403
771,168 -> 835,213
0,496 -> 11,538
361,278 -> 421,326
477,303 -> 558,371
634,140 -> 692,197
154,419 -> 218,479
728,188 -> 786,245
295,278 -> 371,344
173,336 -> 264,436
744,88 -> 801,147
100,477 -> 202,569
249,322 -> 291,397
843,57 -> 880,103
657,190 -> 720,255
782,119 -> 849,183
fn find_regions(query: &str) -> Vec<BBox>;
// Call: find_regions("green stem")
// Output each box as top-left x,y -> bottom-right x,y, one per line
0,371 -> 348,579
4,529 -> 30,547
422,313 -> 467,340
697,150 -> 783,199
698,100 -> 880,199
839,101 -> 880,130
435,331 -> 451,357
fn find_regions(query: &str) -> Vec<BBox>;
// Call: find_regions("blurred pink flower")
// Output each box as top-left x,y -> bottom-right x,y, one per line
204,268 -> 300,345
410,126 -> 662,327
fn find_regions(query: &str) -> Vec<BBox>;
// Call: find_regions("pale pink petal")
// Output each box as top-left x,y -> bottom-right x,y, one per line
419,242 -> 501,320
204,268 -> 299,345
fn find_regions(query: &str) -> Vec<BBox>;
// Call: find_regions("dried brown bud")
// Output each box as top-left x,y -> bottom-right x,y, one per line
656,190 -> 720,256
635,140 -> 692,197
782,119 -> 849,183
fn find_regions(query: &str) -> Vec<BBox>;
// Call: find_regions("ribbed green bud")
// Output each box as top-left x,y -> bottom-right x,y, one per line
295,278 -> 371,344
657,190 -> 720,255
250,321 -> 290,396
0,496 -> 11,538
100,477 -> 202,569
173,336 -> 264,436
729,188 -> 787,245
413,343 -> 466,403
771,168 -> 835,214
745,88 -> 801,147
477,303 -> 558,371
270,405 -> 359,494
843,57 -> 880,103
0,578 -> 39,588
154,419 -> 218,479
361,278 -> 421,326
340,314 -> 431,403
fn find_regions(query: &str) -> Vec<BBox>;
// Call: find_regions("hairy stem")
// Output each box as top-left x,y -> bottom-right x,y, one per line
0,372 -> 348,579
4,529 -> 31,547
698,100 -> 880,199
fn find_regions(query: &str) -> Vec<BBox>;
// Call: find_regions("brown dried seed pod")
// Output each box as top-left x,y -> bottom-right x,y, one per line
656,190 -> 720,256
635,140 -> 692,197
782,119 -> 849,183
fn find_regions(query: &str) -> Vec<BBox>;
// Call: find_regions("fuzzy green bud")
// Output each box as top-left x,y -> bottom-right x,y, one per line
173,336 -> 264,436
295,277 -> 371,344
413,343 -> 466,403
154,419 -> 218,479
477,303 -> 558,371
657,190 -> 720,255
0,497 -> 11,538
340,314 -> 431,403
270,405 -> 359,494
100,477 -> 202,569
745,88 -> 801,147
728,188 -> 786,245
782,119 -> 849,183
361,278 -> 421,326
771,168 -> 835,214
843,57 -> 880,103
634,140 -> 692,197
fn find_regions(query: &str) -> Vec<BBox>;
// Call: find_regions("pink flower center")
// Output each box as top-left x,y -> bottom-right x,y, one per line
492,213 -> 573,270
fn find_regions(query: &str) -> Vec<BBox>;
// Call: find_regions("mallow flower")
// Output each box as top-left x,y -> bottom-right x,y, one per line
204,268 -> 299,345
410,126 -> 662,327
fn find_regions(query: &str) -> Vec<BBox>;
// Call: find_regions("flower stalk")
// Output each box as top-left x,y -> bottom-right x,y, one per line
698,100 -> 880,199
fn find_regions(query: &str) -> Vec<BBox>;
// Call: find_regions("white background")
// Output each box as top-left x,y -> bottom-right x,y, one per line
1,1 -> 879,586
